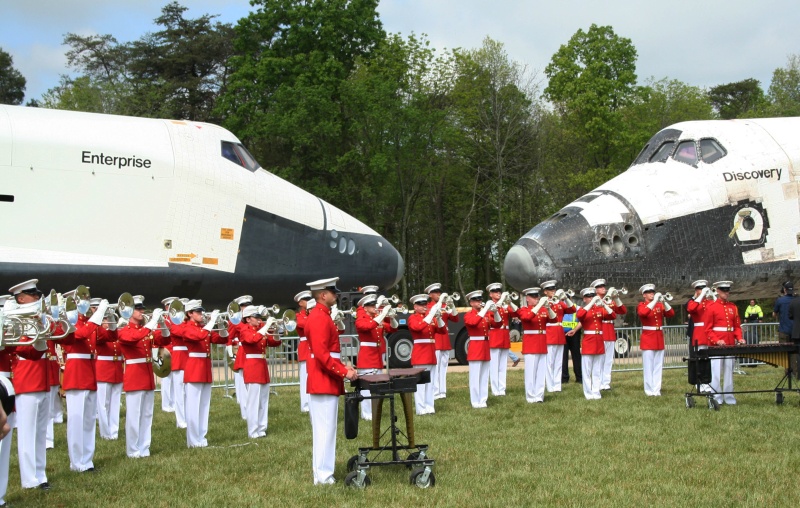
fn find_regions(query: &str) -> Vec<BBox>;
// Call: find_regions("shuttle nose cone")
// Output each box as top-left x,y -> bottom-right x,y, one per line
504,241 -> 556,290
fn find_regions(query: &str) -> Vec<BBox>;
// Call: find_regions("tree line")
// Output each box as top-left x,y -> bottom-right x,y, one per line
2,1 -> 800,300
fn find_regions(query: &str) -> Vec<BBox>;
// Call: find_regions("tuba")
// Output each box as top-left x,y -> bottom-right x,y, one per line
152,347 -> 172,378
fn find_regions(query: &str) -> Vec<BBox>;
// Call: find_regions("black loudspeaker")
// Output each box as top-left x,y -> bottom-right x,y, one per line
344,392 -> 360,439
687,358 -> 711,385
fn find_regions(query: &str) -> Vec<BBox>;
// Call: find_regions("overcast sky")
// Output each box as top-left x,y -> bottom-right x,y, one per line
2,0 -> 798,103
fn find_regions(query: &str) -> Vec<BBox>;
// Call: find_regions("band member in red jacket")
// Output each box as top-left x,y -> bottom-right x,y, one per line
181,300 -> 228,448
425,283 -> 459,400
305,277 -> 357,485
61,294 -> 109,472
227,294 -> 253,420
165,298 -> 189,429
637,284 -> 676,396
517,288 -> 558,403
158,297 -> 179,413
91,298 -> 123,441
8,279 -> 53,489
704,281 -> 744,405
0,302 -> 16,505
294,290 -> 313,413
592,279 -> 627,391
408,294 -> 445,415
355,294 -> 397,419
238,306 -> 283,438
486,283 -> 518,397
463,290 -> 503,408
117,296 -> 170,458
576,287 -> 616,400
686,280 -> 713,393
541,280 -> 576,392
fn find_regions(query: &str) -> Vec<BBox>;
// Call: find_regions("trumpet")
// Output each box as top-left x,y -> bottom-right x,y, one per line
376,294 -> 402,308
497,291 -> 519,308
142,309 -> 170,333
258,304 -> 281,319
661,292 -> 673,302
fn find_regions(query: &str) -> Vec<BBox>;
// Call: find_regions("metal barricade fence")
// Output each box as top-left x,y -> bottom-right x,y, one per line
610,323 -> 782,372
154,334 -> 361,393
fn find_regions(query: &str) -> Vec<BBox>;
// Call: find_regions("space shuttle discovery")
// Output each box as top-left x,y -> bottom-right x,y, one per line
504,117 -> 800,302
0,105 -> 404,305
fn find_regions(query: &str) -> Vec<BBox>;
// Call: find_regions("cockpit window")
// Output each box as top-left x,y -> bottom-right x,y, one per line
699,138 -> 726,164
221,141 -> 261,173
673,140 -> 698,166
649,141 -> 675,163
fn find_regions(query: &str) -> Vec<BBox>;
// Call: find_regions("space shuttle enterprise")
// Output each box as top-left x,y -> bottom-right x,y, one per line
504,117 -> 800,302
0,105 -> 404,305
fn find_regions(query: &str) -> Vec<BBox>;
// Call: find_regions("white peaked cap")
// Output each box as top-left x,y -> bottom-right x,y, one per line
294,290 -> 312,302
307,277 -> 341,293
580,288 -> 596,297
162,296 -> 179,306
361,285 -> 379,295
639,284 -> 655,294
358,295 -> 377,306
185,299 -> 204,312
523,287 -> 541,296
9,279 -> 39,295
234,295 -> 253,305
424,283 -> 442,293
540,280 -> 557,290
133,295 -> 145,307
242,306 -> 260,318
465,290 -> 483,300
410,294 -> 428,305
691,280 -> 708,289
590,279 -> 606,288
486,282 -> 502,292
713,280 -> 733,290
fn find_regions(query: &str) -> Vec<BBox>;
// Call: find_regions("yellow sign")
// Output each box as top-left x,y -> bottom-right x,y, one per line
220,228 -> 235,240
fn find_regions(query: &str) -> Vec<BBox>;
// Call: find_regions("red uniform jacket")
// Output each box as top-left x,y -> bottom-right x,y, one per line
226,321 -> 247,371
488,304 -> 518,349
355,314 -> 396,369
687,299 -> 710,346
0,347 -> 15,378
306,304 -> 349,395
408,313 -> 444,366
464,309 -> 502,361
545,301 -> 576,346
637,302 -> 675,350
93,322 -> 123,384
118,323 -> 170,392
181,321 -> 227,383
166,320 -> 188,371
239,325 -> 282,384
576,306 -> 615,355
296,309 -> 310,362
47,341 -> 60,387
518,306 -> 556,354
60,317 -> 100,391
704,299 -> 743,346
12,344 -> 50,394
602,302 -> 626,342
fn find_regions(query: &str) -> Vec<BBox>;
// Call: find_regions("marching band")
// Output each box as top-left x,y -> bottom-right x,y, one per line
0,274 -> 758,494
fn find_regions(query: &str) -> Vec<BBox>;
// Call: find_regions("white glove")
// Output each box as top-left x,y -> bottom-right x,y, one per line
202,310 -> 220,331
583,297 -> 598,311
436,316 -> 445,328
151,308 -> 164,319
144,312 -> 160,330
564,297 -> 575,308
547,307 -> 557,319
694,291 -> 705,303
33,336 -> 48,351
647,297 -> 657,310
493,309 -> 502,323
89,299 -> 109,326
423,304 -> 438,324
375,305 -> 391,326
614,297 -> 623,307
336,320 -> 346,331
449,307 -> 459,317
602,302 -> 613,314
226,345 -> 235,358
555,289 -> 565,299
307,299 -> 316,310
390,317 -> 399,329
654,292 -> 663,302
663,301 -> 672,312
478,303 -> 490,318
533,298 -> 546,314
151,348 -> 159,362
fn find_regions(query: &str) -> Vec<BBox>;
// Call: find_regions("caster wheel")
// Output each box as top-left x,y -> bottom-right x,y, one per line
347,455 -> 367,472
707,398 -> 720,411
409,467 -> 435,489
685,396 -> 695,409
344,470 -> 371,489
406,451 -> 420,468
776,392 -> 784,405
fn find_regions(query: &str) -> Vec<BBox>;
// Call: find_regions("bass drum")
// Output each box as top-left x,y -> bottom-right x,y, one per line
152,347 -> 172,377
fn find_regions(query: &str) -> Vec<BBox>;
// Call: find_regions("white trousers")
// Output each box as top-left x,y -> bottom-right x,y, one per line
546,345 -> 565,392
50,384 -> 63,423
0,412 -> 15,503
299,361 -> 309,412
642,349 -> 664,396
309,394 -> 339,485
234,370 -> 248,419
601,341 -> 615,389
185,382 -> 212,448
413,365 -> 435,415
489,348 -> 509,395
161,371 -> 175,411
469,360 -> 490,408
125,390 -> 154,458
65,389 -> 96,471
582,354 -> 603,400
246,383 -> 270,438
524,354 -> 547,402
173,370 -> 187,428
16,392 -> 48,488
96,381 -> 122,439
433,350 -> 449,398
358,368 -> 374,420
711,357 -> 736,404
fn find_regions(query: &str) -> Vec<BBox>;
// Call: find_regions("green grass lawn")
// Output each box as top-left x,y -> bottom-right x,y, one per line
6,366 -> 800,507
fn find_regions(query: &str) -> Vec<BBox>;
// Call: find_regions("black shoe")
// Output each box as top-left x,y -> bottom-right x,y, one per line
38,482 -> 50,490
575,379 -> 583,384
83,467 -> 96,473
562,379 -> 569,384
